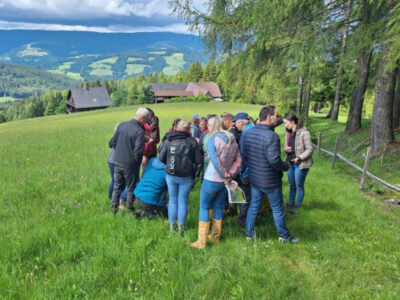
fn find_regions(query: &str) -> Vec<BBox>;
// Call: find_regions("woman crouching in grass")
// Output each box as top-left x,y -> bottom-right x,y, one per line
283,113 -> 313,214
190,116 -> 241,250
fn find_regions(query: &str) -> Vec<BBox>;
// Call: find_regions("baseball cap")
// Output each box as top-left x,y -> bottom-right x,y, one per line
192,114 -> 200,120
233,112 -> 249,121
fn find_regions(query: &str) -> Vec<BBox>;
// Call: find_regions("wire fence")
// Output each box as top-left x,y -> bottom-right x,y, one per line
314,133 -> 400,194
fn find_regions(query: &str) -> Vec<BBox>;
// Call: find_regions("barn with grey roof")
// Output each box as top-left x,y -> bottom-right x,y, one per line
66,87 -> 111,113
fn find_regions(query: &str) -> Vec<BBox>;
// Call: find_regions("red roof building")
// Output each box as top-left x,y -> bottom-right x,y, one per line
151,82 -> 222,102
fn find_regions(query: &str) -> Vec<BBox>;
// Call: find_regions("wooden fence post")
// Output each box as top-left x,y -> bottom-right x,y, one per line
317,133 -> 321,155
359,147 -> 371,190
332,137 -> 340,169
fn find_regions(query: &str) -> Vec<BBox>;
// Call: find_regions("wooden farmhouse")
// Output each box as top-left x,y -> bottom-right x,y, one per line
66,87 -> 111,113
151,82 -> 222,103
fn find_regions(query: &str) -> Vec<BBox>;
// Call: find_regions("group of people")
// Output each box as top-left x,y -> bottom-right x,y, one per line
107,105 -> 313,249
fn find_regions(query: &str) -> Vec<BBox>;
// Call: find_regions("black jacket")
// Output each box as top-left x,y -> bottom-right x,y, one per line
229,126 -> 241,144
159,131 -> 202,177
240,124 -> 289,189
108,119 -> 145,169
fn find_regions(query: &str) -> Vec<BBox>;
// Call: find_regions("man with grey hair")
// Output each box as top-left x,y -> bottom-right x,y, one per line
108,107 -> 150,213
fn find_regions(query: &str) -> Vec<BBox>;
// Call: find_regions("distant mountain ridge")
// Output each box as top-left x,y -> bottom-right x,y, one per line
0,30 -> 204,56
0,30 -> 208,82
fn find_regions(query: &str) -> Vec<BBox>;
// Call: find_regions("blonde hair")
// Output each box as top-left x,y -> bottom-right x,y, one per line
208,116 -> 234,144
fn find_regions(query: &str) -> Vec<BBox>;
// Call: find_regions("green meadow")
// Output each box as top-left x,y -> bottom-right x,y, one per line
18,44 -> 48,57
0,103 -> 399,298
0,96 -> 16,102
89,57 -> 118,77
125,64 -> 150,76
163,53 -> 185,75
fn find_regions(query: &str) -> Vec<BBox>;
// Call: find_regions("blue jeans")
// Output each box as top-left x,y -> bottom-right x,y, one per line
246,186 -> 290,239
108,162 -> 127,200
199,179 -> 226,222
166,174 -> 193,225
287,164 -> 309,207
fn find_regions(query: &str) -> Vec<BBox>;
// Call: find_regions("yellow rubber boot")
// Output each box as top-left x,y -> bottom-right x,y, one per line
208,219 -> 222,243
189,221 -> 210,250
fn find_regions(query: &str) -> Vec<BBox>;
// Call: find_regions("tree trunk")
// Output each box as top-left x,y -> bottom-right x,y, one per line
313,102 -> 320,113
296,73 -> 303,115
345,49 -> 373,132
331,0 -> 352,121
303,65 -> 312,122
326,104 -> 333,119
303,82 -> 312,122
393,68 -> 400,128
371,54 -> 397,156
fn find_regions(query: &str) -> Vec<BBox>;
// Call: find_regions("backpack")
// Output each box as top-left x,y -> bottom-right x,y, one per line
166,138 -> 193,177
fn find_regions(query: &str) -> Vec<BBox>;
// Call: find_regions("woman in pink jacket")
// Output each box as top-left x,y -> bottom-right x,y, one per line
190,116 -> 241,250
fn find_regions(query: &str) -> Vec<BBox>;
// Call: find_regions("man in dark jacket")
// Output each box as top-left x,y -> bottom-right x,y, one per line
240,105 -> 299,243
108,107 -> 150,213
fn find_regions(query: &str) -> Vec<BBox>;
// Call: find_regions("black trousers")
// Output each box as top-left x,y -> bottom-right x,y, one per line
111,165 -> 140,211
238,182 -> 252,226
136,198 -> 168,219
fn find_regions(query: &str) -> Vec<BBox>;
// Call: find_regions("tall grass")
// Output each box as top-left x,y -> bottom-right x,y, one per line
0,103 -> 399,298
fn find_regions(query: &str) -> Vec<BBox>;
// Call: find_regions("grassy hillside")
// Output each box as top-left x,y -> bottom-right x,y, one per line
307,113 -> 400,197
0,103 -> 399,298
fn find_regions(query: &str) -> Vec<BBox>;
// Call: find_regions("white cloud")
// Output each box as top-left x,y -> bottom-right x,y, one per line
0,20 -> 192,34
0,0 -> 176,18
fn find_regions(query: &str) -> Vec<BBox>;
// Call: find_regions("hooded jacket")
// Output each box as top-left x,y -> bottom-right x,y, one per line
159,130 -> 202,177
134,158 -> 167,206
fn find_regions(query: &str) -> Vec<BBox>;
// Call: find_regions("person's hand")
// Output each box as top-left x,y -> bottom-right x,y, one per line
292,157 -> 300,164
230,180 -> 239,190
284,146 -> 293,153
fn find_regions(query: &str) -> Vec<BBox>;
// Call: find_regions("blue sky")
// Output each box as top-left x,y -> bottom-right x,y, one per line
0,0 -> 205,33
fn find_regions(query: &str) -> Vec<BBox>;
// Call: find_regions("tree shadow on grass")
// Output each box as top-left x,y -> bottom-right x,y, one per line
305,200 -> 340,211
222,208 -> 336,243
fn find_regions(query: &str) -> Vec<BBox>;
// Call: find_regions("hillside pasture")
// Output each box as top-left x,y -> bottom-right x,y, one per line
127,57 -> 144,62
125,63 -> 150,76
0,103 -> 399,298
148,51 -> 167,55
56,61 -> 74,72
18,44 -> 48,57
162,53 -> 185,75
163,52 -> 185,68
89,57 -> 118,77
0,96 -> 16,102
48,69 -> 83,81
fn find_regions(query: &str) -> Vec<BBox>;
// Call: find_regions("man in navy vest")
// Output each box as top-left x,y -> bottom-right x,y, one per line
240,105 -> 299,243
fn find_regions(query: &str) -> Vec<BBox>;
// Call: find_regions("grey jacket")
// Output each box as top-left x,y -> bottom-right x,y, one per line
285,126 -> 313,169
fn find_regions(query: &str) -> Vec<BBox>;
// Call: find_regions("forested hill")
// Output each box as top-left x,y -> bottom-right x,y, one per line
0,63 -> 79,98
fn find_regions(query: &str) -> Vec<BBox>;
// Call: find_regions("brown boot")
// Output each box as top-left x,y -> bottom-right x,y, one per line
208,219 -> 222,243
189,221 -> 210,250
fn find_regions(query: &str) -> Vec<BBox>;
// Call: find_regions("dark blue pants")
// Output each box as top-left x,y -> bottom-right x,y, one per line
108,162 -> 127,200
246,186 -> 290,239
